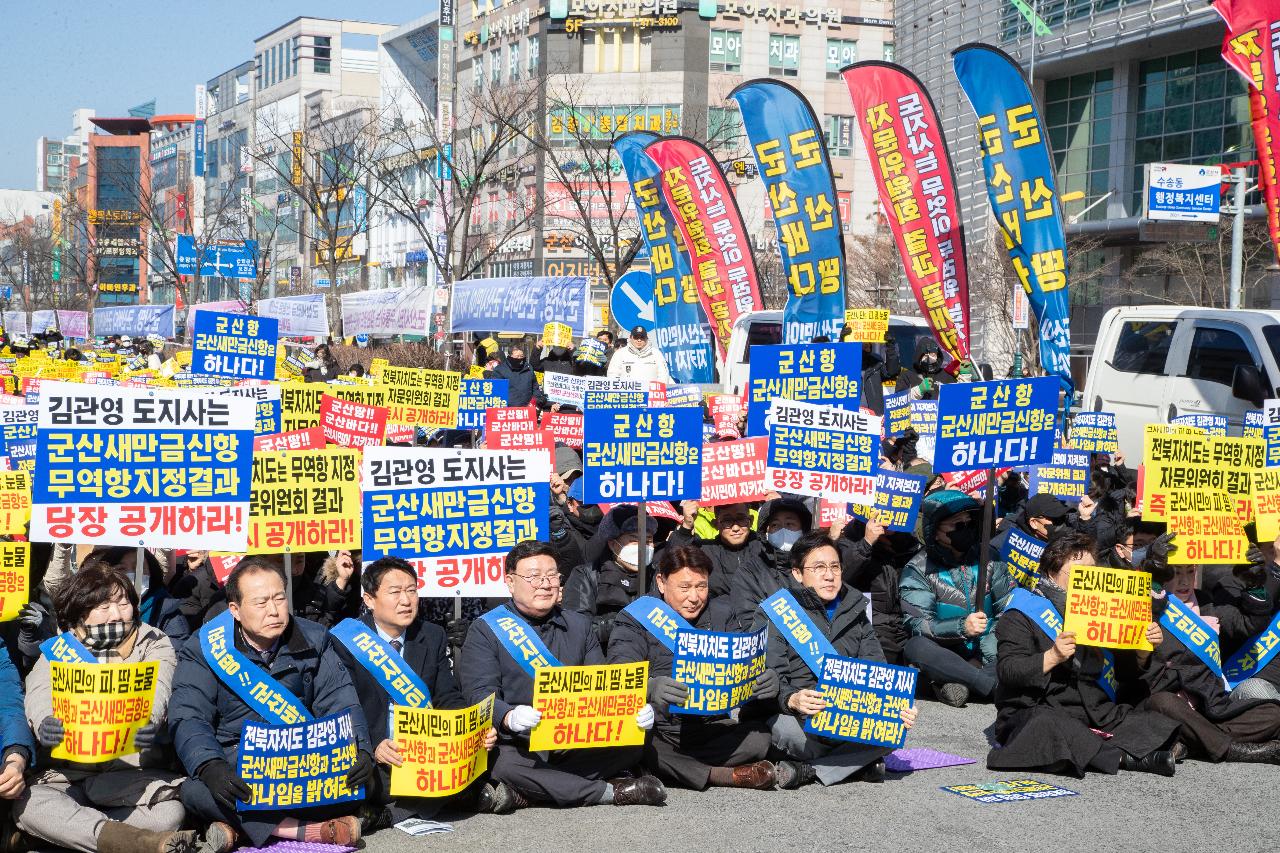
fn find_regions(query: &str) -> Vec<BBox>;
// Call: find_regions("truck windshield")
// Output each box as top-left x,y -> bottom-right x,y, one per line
1263,326 -> 1280,380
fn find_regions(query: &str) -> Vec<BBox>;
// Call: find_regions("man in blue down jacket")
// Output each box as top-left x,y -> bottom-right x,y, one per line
169,558 -> 374,850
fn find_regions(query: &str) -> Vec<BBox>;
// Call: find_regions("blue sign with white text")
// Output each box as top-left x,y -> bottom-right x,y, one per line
191,311 -> 278,380
934,377 -> 1058,473
805,655 -> 917,748
175,234 -> 258,280
746,342 -> 861,437
458,379 -> 509,430
582,408 -> 703,503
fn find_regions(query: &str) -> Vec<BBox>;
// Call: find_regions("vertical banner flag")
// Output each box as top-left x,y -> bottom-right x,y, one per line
1215,0 -> 1280,263
731,80 -> 846,343
843,62 -> 971,370
952,43 -> 1072,391
644,136 -> 764,358
614,132 -> 715,383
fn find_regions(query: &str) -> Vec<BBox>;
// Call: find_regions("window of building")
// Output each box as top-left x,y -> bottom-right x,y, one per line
254,53 -> 263,90
709,30 -> 742,72
235,72 -> 250,103
584,27 -> 651,73
528,36 -> 540,73
708,106 -> 743,145
827,39 -> 856,78
1044,68 -> 1113,222
491,48 -> 502,84
314,36 -> 331,74
509,42 -> 521,80
474,55 -> 484,91
1187,326 -> 1257,385
1131,48 -> 1254,210
882,42 -> 894,62
768,34 -> 799,76
826,115 -> 853,158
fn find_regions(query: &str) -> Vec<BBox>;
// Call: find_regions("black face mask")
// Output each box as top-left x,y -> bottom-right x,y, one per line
508,357 -> 526,370
946,523 -> 979,555
576,505 -> 604,525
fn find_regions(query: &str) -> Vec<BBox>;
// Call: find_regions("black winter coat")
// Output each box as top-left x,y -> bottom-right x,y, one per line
488,359 -> 537,407
562,558 -> 651,645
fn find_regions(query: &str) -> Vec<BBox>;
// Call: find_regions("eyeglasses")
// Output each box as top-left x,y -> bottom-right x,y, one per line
804,564 -> 842,578
513,573 -> 561,588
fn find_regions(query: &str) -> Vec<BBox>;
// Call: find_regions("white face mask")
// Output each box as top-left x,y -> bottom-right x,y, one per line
768,528 -> 802,553
616,542 -> 650,569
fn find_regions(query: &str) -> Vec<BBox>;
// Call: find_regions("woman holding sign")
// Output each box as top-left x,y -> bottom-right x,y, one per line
754,531 -> 917,788
607,546 -> 779,790
17,563 -> 207,853
987,532 -> 1182,777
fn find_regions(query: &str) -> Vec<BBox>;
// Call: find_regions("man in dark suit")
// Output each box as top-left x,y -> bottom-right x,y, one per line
331,557 -> 497,823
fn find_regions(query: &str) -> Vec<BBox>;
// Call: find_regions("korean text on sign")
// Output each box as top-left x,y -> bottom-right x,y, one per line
0,471 -> 31,536
238,711 -> 361,812
391,695 -> 495,798
700,436 -> 768,506
31,383 -> 255,550
804,655 -> 917,749
381,366 -> 462,429
191,311 -> 278,381
51,660 -> 158,763
319,393 -> 388,448
582,408 -> 702,503
672,627 -> 767,716
0,542 -> 28,621
1027,447 -> 1091,504
942,779 -> 1078,804
1069,412 -> 1118,454
843,309 -> 890,343
934,377 -> 1057,473
765,399 -> 881,504
1001,528 -> 1045,589
458,379 -> 509,430
530,662 -> 648,751
746,342 -> 861,437
1063,564 -> 1153,651
249,449 -> 361,554
362,447 -> 550,597
850,470 -> 926,532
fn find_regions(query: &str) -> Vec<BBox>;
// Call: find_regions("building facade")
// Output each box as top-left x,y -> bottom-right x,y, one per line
83,117 -> 152,305
35,109 -> 94,194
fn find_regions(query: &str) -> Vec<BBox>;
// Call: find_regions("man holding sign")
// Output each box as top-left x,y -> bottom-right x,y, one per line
170,558 -> 375,849
753,532 -> 918,788
607,546 -> 779,790
20,564 -> 202,853
459,541 -> 665,812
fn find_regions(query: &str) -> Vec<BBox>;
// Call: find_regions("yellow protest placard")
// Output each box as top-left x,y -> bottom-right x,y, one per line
1253,468 -> 1280,543
843,309 -> 890,343
0,542 -> 29,622
370,358 -> 389,380
390,695 -> 494,798
543,322 -> 574,349
1063,565 -> 1152,651
467,365 -> 485,379
280,382 -> 325,432
530,662 -> 647,751
248,449 -> 361,554
1140,427 -> 1258,522
0,471 -> 31,536
1168,511 -> 1249,564
51,660 -> 158,763
382,366 -> 461,428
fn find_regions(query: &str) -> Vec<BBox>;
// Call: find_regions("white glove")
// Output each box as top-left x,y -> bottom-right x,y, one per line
635,703 -> 655,730
505,705 -> 542,735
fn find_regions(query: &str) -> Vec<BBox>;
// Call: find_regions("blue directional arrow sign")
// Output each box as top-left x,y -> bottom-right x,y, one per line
610,269 -> 656,332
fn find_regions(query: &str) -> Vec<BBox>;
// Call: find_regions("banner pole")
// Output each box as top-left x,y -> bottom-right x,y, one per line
134,546 -> 146,594
637,502 -> 648,595
284,552 -> 294,614
975,469 -> 995,608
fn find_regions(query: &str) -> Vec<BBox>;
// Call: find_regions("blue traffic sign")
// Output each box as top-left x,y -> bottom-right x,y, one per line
610,269 -> 655,333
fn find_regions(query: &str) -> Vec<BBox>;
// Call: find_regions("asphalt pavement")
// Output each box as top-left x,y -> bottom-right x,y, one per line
364,700 -> 1267,853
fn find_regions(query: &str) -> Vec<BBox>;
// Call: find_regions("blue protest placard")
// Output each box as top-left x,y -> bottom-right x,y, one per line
191,311 -> 278,381
1171,414 -> 1228,436
582,407 -> 702,503
575,338 -> 608,368
804,655 -> 917,748
671,627 -> 768,716
850,470 -> 926,532
941,779 -> 1079,803
1244,409 -> 1264,440
7,437 -> 36,472
583,387 -> 649,409
458,379 -> 509,430
885,391 -> 912,438
665,384 -> 704,408
765,399 -> 880,503
1027,447 -> 1091,504
934,377 -> 1058,473
1070,412 -> 1119,454
92,305 -> 175,339
746,342 -> 861,437
1001,527 -> 1045,589
237,711 -> 363,812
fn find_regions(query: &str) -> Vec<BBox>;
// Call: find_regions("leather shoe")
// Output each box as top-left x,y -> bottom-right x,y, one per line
475,781 -> 529,814
775,760 -> 817,790
609,774 -> 667,806
729,760 -> 777,789
856,758 -> 886,783
1120,750 -> 1176,777
1225,740 -> 1280,764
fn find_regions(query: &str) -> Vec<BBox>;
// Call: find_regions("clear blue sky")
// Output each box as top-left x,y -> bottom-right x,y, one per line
0,1 -> 432,190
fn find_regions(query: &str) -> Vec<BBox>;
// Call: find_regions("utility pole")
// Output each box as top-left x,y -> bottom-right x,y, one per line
1225,166 -> 1247,309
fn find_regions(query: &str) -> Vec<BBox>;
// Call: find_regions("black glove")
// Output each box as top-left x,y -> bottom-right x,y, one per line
133,722 -> 164,751
647,676 -> 689,707
1235,560 -> 1269,593
344,750 -> 376,789
36,716 -> 64,748
1140,532 -> 1177,584
752,668 -> 780,701
199,759 -> 253,809
446,617 -> 472,649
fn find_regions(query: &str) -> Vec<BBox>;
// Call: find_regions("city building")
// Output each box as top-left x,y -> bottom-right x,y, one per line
145,114 -> 198,305
81,116 -> 152,305
35,108 -> 93,193
894,0 -> 1271,362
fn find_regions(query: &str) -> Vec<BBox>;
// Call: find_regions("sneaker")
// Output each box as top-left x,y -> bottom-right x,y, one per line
935,682 -> 970,708
196,822 -> 237,853
609,774 -> 667,806
775,760 -> 817,790
475,781 -> 528,815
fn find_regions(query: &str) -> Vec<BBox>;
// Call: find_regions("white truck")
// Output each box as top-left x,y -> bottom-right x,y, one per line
718,309 -> 936,396
1080,305 -> 1280,459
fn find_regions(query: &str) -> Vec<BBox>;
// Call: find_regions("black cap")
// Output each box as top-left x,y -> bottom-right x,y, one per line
1025,493 -> 1070,522
630,325 -> 648,341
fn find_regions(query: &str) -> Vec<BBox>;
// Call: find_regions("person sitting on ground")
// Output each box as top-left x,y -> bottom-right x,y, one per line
459,541 -> 663,813
18,563 -> 206,853
169,557 -> 375,849
607,546 -> 779,791
900,489 -> 1014,707
563,506 -> 658,646
986,532 -> 1182,777
754,531 -> 916,788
